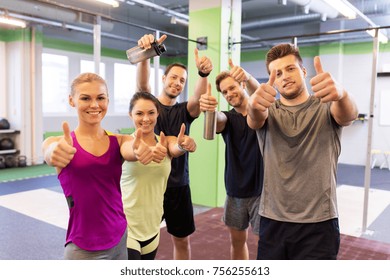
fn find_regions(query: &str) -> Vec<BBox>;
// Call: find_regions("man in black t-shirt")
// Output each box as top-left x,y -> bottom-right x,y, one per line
199,60 -> 263,259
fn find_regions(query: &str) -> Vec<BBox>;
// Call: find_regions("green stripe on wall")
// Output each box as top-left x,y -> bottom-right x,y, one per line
241,45 -> 320,62
0,28 -> 31,42
241,41 -> 390,61
241,50 -> 268,62
42,36 -> 178,64
3,27 -> 389,62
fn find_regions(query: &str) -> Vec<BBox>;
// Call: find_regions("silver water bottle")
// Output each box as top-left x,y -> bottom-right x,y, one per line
126,42 -> 167,64
203,111 -> 217,140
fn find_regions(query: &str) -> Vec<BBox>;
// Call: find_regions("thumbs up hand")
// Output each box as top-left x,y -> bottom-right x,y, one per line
132,128 -> 153,165
177,123 -> 197,153
310,56 -> 345,103
249,69 -> 277,112
45,121 -> 77,168
152,131 -> 168,163
228,58 -> 250,84
195,48 -> 213,75
199,83 -> 218,112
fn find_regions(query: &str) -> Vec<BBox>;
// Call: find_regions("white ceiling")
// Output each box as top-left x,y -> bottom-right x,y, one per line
1,0 -> 390,56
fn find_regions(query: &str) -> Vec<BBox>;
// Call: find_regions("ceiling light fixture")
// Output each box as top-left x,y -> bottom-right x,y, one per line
323,0 -> 356,19
94,0 -> 119,8
0,14 -> 27,28
126,0 -> 189,21
170,16 -> 188,27
323,0 -> 388,43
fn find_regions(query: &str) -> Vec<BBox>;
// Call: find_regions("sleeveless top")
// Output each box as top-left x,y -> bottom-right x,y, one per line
58,131 -> 127,251
256,96 -> 342,223
121,134 -> 171,242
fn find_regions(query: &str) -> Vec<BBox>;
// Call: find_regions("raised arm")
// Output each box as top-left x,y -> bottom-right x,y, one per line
135,34 -> 167,92
310,56 -> 358,126
228,59 -> 259,96
187,48 -> 213,118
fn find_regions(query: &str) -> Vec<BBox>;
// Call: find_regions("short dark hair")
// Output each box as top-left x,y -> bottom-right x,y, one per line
129,91 -> 160,113
164,62 -> 187,75
215,71 -> 232,93
265,43 -> 303,74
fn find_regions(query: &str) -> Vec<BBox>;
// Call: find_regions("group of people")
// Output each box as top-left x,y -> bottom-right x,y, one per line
42,33 -> 358,260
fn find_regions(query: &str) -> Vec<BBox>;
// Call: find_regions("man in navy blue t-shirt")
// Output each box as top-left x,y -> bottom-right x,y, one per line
199,60 -> 264,259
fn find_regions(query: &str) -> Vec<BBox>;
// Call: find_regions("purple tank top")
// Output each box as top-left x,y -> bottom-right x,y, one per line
58,131 -> 127,251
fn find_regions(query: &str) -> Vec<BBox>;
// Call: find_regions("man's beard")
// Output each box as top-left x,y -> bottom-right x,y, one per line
165,91 -> 180,99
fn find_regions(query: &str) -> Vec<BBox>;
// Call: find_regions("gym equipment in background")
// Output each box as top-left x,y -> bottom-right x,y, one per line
0,118 -> 10,130
17,155 -> 27,167
0,156 -> 5,169
0,138 -> 15,150
4,155 -> 16,168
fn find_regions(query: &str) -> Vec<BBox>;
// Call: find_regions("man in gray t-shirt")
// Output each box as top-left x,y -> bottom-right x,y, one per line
247,43 -> 358,260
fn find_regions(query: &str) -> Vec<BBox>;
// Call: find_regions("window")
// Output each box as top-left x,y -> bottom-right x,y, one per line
149,67 -> 164,97
42,53 -> 69,113
113,62 -> 136,113
113,62 -> 163,113
42,49 -> 164,115
80,60 -> 106,78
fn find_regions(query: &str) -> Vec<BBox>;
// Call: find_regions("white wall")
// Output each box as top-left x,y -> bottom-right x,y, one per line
0,42 -> 6,117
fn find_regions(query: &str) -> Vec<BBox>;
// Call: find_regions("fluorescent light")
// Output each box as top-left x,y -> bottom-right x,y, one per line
94,0 -> 119,8
127,0 -> 189,21
0,16 -> 26,28
170,16 -> 188,27
323,0 -> 356,19
366,29 -> 389,44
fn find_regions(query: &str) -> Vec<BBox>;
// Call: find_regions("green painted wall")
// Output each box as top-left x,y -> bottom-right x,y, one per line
188,6 -> 227,207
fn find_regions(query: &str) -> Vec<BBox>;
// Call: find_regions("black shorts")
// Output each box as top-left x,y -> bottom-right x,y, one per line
257,217 -> 340,260
163,185 -> 195,238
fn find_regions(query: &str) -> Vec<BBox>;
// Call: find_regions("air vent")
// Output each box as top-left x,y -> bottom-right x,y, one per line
78,12 -> 95,24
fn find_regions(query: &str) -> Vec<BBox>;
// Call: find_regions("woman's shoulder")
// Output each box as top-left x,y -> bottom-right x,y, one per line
109,132 -> 134,146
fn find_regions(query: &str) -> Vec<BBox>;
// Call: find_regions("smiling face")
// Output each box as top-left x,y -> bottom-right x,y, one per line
162,65 -> 187,99
69,80 -> 109,126
219,76 -> 246,109
130,98 -> 159,135
268,54 -> 309,105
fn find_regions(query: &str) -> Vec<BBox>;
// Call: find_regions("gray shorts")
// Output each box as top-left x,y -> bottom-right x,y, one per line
223,195 -> 261,235
64,229 -> 128,260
